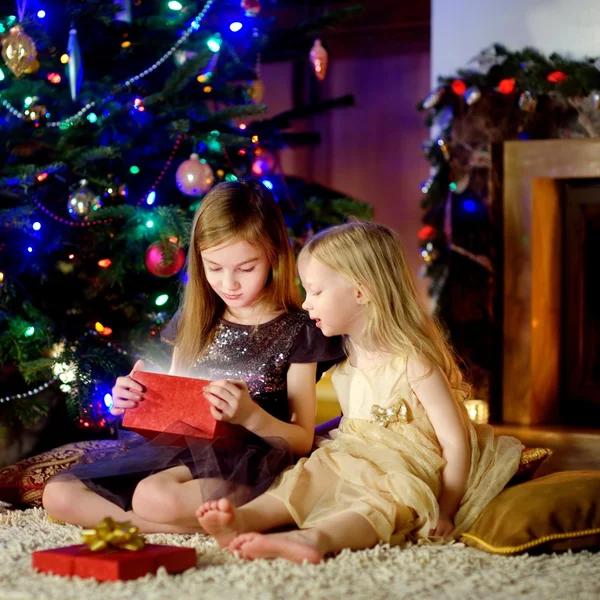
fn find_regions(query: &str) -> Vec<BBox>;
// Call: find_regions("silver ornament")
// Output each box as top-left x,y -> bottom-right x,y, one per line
114,0 -> 132,25
518,91 -> 537,113
464,86 -> 482,106
67,180 -> 102,221
422,88 -> 444,110
67,26 -> 83,101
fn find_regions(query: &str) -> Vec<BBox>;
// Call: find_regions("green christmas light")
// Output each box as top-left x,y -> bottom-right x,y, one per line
130,165 -> 140,174
24,326 -> 35,337
168,1 -> 183,10
207,35 -> 221,53
225,173 -> 238,182
87,112 -> 98,123
0,68 -> 5,81
146,220 -> 154,228
155,294 -> 169,306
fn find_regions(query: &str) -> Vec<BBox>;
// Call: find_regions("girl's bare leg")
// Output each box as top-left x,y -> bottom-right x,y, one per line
42,478 -> 200,533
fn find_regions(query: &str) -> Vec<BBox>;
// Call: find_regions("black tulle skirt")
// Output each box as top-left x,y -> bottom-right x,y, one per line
52,426 -> 294,511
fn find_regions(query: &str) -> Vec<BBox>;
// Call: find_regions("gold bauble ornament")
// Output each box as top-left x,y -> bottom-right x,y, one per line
24,58 -> 40,74
249,78 -> 265,103
1,26 -> 38,78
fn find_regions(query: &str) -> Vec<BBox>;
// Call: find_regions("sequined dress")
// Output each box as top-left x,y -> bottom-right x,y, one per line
266,355 -> 523,543
52,310 -> 343,510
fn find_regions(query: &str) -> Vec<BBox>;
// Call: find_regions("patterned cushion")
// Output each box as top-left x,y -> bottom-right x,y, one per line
0,440 -> 122,507
508,446 -> 553,486
461,470 -> 600,554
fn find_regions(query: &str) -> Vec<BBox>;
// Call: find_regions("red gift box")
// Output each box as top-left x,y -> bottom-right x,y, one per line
32,544 -> 197,581
122,371 -> 241,442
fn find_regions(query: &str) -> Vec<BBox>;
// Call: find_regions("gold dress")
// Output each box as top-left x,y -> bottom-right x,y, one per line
267,356 -> 523,544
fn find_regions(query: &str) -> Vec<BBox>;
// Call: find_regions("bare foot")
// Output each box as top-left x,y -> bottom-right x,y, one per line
195,498 -> 241,548
228,530 -> 324,564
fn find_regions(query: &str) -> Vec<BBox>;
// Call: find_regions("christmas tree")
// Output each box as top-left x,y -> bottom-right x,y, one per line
0,0 -> 371,454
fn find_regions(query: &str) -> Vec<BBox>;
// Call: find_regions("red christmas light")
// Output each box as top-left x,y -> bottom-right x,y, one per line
497,78 -> 516,94
451,79 -> 467,96
547,71 -> 568,83
418,225 -> 436,241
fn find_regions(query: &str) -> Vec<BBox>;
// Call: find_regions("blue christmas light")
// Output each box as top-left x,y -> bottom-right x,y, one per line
230,22 -> 243,32
37,10 -> 46,19
463,199 -> 477,213
32,221 -> 41,231
87,112 -> 98,123
104,393 -> 113,408
0,68 -> 5,81
146,190 -> 156,205
261,179 -> 273,190
27,246 -> 33,253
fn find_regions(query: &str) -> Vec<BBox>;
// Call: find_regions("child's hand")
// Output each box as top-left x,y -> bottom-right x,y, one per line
109,359 -> 145,416
204,379 -> 257,427
430,514 -> 455,538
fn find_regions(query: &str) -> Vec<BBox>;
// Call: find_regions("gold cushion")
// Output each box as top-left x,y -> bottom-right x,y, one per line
461,470 -> 600,554
0,440 -> 121,507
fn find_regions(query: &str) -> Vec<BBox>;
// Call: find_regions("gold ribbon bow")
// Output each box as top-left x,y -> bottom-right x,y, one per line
370,402 -> 408,427
81,517 -> 145,552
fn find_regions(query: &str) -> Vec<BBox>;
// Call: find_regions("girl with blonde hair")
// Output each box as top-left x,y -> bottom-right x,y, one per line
43,180 -> 343,533
197,221 -> 523,562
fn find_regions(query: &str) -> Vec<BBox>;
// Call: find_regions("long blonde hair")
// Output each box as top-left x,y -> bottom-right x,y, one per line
301,222 -> 470,400
167,180 -> 301,374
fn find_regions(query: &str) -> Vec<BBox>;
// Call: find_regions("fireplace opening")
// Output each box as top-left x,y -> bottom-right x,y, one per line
562,180 -> 600,425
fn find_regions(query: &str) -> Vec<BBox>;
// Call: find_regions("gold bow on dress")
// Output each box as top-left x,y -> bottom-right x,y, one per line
81,517 -> 145,552
370,401 -> 408,427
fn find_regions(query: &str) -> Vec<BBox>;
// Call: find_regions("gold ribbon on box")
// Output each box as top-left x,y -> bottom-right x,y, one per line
81,517 -> 145,552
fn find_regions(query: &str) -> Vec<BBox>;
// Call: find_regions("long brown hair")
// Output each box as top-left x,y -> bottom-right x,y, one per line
166,180 -> 301,374
301,222 -> 470,400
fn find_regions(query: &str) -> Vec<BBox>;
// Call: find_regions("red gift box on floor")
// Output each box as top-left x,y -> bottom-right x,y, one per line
122,372 -> 241,442
32,544 -> 197,581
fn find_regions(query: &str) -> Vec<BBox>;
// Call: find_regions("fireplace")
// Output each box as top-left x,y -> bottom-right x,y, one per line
497,139 -> 600,426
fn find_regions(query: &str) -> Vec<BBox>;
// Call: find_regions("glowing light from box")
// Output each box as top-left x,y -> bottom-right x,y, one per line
464,399 -> 489,424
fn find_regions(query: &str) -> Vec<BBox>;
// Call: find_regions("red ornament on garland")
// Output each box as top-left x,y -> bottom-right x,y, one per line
547,71 -> 568,83
145,241 -> 185,278
451,79 -> 467,96
497,78 -> 516,94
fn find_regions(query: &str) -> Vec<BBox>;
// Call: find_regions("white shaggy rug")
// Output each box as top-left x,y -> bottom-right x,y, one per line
1,505 -> 599,600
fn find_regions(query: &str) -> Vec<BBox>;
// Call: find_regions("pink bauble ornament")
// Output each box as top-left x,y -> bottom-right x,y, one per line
145,241 -> 185,278
175,153 -> 214,196
251,147 -> 276,176
309,39 -> 328,81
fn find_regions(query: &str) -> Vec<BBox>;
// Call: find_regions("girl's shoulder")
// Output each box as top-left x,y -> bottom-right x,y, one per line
287,310 -> 345,367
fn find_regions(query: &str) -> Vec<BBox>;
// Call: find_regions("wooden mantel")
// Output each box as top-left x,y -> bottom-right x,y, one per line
503,139 -> 600,424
